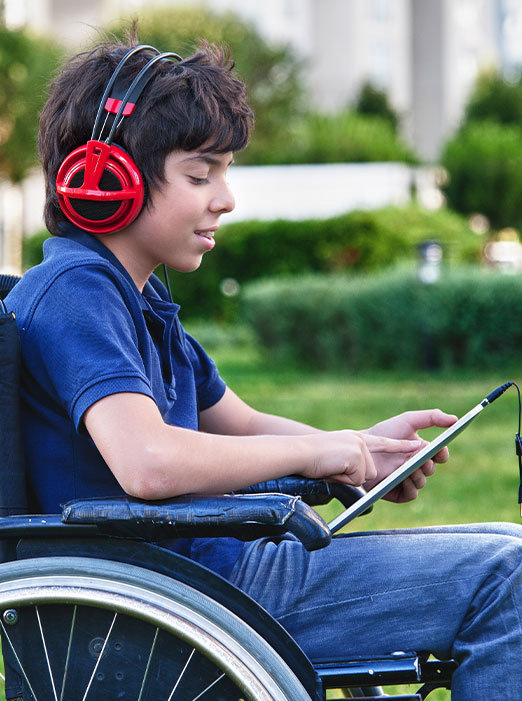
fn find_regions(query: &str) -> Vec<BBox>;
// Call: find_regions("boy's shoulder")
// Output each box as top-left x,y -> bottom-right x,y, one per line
6,231 -> 141,330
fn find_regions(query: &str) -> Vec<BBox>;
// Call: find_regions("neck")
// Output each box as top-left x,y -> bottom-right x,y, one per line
92,232 -> 155,292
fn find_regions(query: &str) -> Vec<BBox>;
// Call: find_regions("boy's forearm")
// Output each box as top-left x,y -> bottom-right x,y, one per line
244,409 -> 325,437
130,426 -> 312,499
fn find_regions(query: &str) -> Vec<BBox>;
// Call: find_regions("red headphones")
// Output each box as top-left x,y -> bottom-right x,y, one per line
56,45 -> 181,234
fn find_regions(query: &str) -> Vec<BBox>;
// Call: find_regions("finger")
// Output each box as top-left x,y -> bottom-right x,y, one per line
361,439 -> 378,481
402,409 -> 458,431
397,477 -> 418,502
420,460 -> 436,477
364,435 -> 423,454
410,468 -> 427,490
432,446 -> 450,464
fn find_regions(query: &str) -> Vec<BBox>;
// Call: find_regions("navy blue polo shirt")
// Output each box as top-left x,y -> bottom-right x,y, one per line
6,224 -> 243,576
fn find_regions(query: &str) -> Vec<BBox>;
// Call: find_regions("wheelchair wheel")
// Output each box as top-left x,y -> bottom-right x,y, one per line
0,556 -> 311,700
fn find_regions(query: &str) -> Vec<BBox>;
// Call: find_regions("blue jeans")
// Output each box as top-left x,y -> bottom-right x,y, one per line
229,522 -> 522,700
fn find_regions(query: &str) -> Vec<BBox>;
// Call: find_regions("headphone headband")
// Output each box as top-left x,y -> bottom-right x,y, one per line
92,46 -> 182,144
104,51 -> 182,144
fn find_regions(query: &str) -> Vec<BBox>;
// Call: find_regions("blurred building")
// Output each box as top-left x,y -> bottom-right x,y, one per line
4,0 -> 522,161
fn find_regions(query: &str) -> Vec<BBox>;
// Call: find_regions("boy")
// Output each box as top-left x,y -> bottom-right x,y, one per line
7,34 -> 522,699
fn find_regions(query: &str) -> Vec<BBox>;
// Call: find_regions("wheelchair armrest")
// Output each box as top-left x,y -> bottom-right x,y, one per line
234,476 -> 372,512
62,493 -> 332,551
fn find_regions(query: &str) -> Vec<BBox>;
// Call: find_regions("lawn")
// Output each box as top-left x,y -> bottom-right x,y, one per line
2,341 -> 520,700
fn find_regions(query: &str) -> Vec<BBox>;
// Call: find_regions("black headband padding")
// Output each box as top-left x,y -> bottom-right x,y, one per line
68,169 -> 124,221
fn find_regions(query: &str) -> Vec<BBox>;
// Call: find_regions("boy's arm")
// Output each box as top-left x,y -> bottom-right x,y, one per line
200,388 -> 457,502
199,387 -> 325,436
83,391 -> 419,500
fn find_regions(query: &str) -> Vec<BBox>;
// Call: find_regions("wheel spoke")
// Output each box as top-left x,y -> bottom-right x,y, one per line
167,647 -> 195,700
191,672 -> 226,700
81,611 -> 117,701
59,605 -> 77,701
0,617 -> 39,701
137,626 -> 159,701
36,605 -> 59,701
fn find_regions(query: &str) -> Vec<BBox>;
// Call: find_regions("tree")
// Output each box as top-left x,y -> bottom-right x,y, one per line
0,25 -> 62,182
354,81 -> 399,132
463,69 -> 522,128
111,6 -> 304,165
441,70 -> 522,230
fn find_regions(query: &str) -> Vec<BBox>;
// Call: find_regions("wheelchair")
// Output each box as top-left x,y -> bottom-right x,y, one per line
0,274 -> 456,700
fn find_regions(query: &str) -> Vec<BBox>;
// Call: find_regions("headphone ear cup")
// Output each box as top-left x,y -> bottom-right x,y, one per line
56,140 -> 144,234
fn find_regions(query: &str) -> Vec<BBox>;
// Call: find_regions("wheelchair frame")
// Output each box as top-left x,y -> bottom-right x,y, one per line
0,274 -> 455,700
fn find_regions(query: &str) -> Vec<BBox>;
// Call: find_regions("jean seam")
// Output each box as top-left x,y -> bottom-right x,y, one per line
276,571 -> 509,622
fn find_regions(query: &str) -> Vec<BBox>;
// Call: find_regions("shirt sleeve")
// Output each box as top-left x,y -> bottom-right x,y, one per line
21,265 -> 154,431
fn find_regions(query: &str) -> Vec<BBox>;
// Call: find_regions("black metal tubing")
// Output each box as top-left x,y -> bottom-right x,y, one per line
419,658 -> 457,684
0,515 -> 98,538
315,653 -> 421,687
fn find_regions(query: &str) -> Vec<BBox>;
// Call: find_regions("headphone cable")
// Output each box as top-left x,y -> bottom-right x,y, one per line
162,263 -> 173,303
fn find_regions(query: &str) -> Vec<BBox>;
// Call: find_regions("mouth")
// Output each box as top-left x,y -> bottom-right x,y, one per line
194,228 -> 217,250
194,228 -> 217,241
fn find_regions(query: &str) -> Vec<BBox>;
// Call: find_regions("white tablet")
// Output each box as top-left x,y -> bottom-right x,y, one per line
328,383 -> 513,534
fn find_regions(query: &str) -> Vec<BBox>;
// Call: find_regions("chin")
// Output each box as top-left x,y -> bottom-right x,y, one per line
170,259 -> 203,273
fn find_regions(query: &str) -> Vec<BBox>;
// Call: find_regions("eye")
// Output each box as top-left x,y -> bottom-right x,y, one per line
189,176 -> 209,185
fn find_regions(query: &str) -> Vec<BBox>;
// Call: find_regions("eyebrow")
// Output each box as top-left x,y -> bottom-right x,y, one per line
183,154 -> 235,168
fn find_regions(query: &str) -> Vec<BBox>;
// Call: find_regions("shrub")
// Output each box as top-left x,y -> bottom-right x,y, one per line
354,81 -> 400,133
23,206 -> 483,320
23,229 -> 50,269
241,267 -> 522,371
464,70 -> 522,127
244,110 -> 417,165
442,121 -> 522,230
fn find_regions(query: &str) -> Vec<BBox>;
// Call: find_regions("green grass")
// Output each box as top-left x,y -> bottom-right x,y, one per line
210,342 -> 522,700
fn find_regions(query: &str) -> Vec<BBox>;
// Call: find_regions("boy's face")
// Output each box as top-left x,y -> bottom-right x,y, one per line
130,147 -> 235,274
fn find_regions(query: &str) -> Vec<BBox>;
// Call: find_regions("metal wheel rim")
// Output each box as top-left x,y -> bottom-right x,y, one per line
0,571 -> 308,701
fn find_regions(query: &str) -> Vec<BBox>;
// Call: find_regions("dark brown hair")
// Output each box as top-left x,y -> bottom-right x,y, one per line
39,34 -> 254,233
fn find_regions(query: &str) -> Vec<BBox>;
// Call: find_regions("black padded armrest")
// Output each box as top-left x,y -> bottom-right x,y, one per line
234,476 -> 372,512
62,493 -> 332,551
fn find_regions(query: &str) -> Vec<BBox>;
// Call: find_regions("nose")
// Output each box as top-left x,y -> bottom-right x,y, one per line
210,180 -> 235,214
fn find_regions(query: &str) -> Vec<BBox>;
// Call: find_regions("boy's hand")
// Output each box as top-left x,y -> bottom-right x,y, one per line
300,430 -> 423,488
362,409 -> 458,502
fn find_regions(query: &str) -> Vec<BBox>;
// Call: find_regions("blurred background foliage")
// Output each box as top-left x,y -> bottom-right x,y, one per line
7,3 -> 522,376
241,267 -> 522,372
442,70 -> 522,231
109,6 -> 413,166
24,204 -> 481,320
0,25 -> 62,182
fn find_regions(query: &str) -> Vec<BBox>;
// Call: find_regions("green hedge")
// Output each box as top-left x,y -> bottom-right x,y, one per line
241,267 -> 522,371
23,205 -> 482,320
